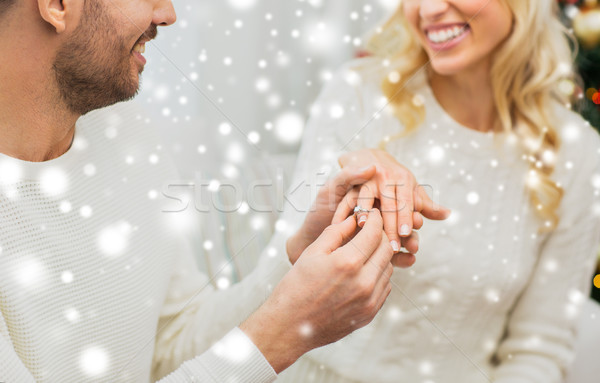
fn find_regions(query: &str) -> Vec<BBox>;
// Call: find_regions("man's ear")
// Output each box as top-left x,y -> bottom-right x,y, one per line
37,0 -> 74,34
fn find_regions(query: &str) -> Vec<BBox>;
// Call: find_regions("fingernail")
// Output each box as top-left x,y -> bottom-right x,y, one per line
359,165 -> 372,172
390,240 -> 400,252
400,224 -> 410,236
358,215 -> 367,225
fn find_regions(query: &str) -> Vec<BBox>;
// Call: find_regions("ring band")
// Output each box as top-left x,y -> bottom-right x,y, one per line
353,206 -> 370,215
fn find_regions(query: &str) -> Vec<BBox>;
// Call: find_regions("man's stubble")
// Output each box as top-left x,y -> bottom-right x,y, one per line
52,0 -> 143,116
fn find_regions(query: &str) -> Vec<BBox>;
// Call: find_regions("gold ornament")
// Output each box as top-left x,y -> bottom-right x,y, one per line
573,6 -> 600,48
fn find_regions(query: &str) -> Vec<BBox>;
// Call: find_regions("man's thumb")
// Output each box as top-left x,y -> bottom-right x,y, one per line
312,215 -> 357,254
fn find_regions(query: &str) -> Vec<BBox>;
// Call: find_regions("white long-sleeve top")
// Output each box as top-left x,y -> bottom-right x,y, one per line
275,58 -> 600,383
0,101 -> 291,382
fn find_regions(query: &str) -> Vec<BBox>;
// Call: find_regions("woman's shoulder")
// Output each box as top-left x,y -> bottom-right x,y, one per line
552,103 -> 600,188
554,104 -> 600,158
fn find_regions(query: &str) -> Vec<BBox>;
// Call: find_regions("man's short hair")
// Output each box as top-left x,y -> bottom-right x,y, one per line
0,0 -> 16,17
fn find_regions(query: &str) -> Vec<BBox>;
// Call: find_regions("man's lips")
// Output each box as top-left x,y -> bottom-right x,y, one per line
133,42 -> 146,54
131,25 -> 158,67
132,38 -> 150,53
131,25 -> 158,52
132,41 -> 148,66
132,49 -> 147,66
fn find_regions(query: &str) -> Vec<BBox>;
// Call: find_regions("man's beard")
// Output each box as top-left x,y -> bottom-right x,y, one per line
52,2 -> 152,115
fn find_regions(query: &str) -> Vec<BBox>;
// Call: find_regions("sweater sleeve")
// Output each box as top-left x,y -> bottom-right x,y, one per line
156,327 -> 277,383
493,129 -> 600,382
151,230 -> 291,381
0,313 -> 35,382
1,311 -> 276,383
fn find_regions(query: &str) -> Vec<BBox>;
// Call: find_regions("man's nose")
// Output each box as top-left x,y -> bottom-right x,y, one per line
153,0 -> 177,27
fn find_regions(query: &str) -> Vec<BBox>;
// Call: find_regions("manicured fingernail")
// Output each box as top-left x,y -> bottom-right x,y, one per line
358,215 -> 367,225
390,240 -> 400,252
400,224 -> 410,236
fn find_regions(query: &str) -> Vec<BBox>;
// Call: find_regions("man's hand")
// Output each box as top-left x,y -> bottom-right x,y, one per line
241,209 -> 393,374
286,165 -> 376,265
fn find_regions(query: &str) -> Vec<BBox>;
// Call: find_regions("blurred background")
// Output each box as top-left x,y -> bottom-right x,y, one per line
136,0 -> 400,285
133,0 -> 600,299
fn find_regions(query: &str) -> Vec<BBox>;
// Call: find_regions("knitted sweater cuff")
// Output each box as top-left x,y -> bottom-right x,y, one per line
159,327 -> 277,383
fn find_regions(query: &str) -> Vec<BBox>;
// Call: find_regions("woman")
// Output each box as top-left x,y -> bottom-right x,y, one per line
276,0 -> 600,382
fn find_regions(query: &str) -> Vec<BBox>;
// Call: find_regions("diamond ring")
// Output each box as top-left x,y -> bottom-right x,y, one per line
353,206 -> 370,215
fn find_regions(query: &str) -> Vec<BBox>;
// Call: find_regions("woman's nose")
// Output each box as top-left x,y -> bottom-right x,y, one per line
419,0 -> 450,21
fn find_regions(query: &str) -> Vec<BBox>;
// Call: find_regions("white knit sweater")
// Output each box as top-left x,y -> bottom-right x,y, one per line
275,58 -> 600,383
0,101 -> 291,382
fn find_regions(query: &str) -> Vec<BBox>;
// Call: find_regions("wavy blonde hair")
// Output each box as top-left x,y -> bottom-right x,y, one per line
365,0 -> 577,230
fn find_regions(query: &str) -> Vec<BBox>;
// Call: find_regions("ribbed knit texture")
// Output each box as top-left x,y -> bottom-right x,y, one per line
274,58 -> 600,383
160,328 -> 279,382
0,101 -> 289,382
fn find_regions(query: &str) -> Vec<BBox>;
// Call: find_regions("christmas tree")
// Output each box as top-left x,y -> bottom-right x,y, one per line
559,0 -> 600,128
558,0 -> 600,301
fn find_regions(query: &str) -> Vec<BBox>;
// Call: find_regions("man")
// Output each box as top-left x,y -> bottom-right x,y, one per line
0,0 -> 396,381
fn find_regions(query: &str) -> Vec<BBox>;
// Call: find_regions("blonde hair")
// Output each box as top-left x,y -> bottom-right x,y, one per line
366,0 -> 576,230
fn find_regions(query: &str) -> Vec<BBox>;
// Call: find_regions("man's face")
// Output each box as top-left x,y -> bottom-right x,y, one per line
53,0 -> 157,115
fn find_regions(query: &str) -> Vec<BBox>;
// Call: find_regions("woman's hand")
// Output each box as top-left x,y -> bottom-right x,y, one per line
286,165 -> 376,265
335,149 -> 451,266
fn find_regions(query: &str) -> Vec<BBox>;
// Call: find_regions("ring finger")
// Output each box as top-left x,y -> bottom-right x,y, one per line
355,181 -> 378,227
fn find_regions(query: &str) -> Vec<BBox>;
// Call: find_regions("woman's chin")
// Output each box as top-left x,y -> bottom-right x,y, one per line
428,59 -> 468,77
424,50 -> 475,76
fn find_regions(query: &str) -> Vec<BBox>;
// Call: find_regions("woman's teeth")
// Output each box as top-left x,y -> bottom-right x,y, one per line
427,26 -> 468,44
133,43 -> 146,54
